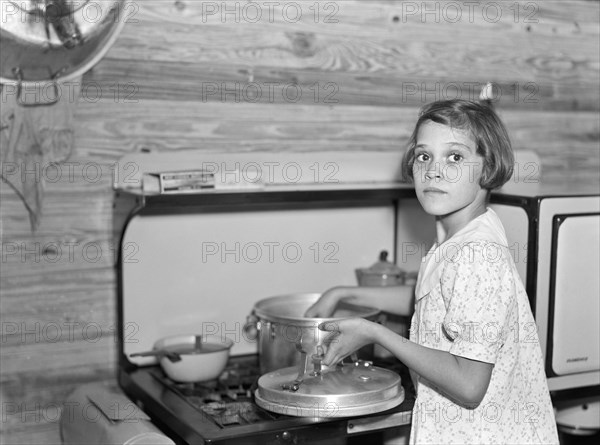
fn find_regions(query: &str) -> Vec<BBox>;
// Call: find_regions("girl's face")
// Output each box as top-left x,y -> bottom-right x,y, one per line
412,121 -> 488,224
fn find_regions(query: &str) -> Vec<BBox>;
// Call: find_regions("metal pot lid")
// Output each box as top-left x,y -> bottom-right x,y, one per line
255,361 -> 404,418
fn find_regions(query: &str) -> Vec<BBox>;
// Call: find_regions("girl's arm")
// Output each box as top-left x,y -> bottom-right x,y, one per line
320,318 -> 494,407
304,285 -> 414,318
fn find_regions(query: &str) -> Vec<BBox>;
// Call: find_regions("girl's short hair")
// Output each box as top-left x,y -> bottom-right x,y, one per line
401,99 -> 514,190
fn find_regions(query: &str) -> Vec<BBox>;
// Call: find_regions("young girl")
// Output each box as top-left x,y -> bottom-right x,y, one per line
305,99 -> 559,444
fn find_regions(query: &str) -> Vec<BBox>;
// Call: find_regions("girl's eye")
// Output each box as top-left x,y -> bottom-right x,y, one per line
448,153 -> 463,163
415,153 -> 429,162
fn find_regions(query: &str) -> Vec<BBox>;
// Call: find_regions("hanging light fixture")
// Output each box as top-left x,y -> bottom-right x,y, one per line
0,0 -> 129,104
19,0 -> 87,48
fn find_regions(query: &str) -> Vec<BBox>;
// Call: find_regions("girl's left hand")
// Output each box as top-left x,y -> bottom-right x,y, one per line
318,318 -> 375,366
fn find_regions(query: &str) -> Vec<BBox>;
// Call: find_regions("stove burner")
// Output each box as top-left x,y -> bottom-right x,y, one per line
151,355 -> 279,428
200,401 -> 277,427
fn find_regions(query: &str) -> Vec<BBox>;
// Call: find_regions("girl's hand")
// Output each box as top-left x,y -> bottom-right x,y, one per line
304,287 -> 345,318
318,318 -> 375,366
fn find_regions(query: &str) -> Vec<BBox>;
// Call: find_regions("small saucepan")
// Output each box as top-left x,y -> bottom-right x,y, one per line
131,334 -> 234,382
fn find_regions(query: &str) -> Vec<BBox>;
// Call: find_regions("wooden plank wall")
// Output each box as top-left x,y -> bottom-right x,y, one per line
1,1 -> 598,442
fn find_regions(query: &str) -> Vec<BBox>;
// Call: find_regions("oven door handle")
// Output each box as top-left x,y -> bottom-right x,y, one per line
347,410 -> 412,434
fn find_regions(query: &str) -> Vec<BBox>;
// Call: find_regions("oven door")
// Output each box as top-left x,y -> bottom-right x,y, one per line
534,193 -> 600,394
548,213 -> 600,377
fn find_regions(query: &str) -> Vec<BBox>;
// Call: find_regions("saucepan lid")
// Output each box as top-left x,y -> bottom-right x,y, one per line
356,250 -> 404,277
255,361 -> 404,417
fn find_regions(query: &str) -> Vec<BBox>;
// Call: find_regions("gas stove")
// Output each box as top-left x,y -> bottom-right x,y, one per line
114,181 -> 421,445
111,151 -> 600,444
121,354 -> 414,445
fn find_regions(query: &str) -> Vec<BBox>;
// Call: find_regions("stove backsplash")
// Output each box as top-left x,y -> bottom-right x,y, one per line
122,204 -> 421,363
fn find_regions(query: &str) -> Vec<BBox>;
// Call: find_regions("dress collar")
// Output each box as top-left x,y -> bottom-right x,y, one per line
414,208 -> 508,301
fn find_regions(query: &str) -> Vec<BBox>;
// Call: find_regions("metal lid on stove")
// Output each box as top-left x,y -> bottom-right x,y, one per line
255,361 -> 404,418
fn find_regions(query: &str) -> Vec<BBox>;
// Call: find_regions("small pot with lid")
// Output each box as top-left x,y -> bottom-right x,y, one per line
355,251 -> 405,287
356,251 -> 415,349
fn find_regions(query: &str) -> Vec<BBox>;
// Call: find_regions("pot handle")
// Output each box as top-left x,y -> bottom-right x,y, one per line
243,313 -> 259,341
129,349 -> 182,363
335,352 -> 372,369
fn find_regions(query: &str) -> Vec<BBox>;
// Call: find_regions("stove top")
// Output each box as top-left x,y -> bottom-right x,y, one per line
152,355 -> 280,428
121,354 -> 414,445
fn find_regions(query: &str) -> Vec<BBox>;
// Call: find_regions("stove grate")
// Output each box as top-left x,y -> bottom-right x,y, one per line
149,355 -> 281,428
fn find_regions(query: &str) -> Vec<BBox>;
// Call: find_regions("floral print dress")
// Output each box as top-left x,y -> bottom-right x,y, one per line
409,208 -> 559,444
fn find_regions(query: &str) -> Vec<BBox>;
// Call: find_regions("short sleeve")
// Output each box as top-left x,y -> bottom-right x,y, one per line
440,241 -> 515,364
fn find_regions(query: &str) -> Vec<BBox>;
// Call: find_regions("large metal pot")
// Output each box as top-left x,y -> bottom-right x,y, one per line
247,293 -> 381,374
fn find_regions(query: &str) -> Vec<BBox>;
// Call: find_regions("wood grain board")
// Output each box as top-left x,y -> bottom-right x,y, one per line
1,1 -> 598,442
